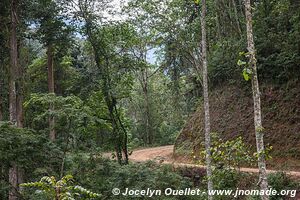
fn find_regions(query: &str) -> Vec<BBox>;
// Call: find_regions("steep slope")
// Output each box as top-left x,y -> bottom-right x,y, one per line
175,80 -> 300,170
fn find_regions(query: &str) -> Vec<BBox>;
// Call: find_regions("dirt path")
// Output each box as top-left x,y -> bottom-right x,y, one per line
126,145 -> 300,178
129,145 -> 174,162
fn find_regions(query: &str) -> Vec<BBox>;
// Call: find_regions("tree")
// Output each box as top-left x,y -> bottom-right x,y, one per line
68,0 -> 149,164
8,0 -> 21,199
244,0 -> 269,199
30,0 -> 73,141
131,43 -> 155,146
200,0 -> 214,198
0,121 -> 67,199
0,59 -> 5,122
138,66 -> 154,145
48,44 -> 55,141
0,82 -> 3,121
0,0 -> 8,122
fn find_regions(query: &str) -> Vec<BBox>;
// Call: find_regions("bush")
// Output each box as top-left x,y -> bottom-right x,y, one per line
66,156 -> 197,200
267,172 -> 299,200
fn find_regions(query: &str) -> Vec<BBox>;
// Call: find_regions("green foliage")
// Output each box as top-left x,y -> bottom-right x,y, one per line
0,122 -> 63,198
242,69 -> 252,81
66,156 -> 194,200
253,145 -> 273,161
0,122 -> 51,168
254,0 -> 300,83
21,175 -> 100,200
29,0 -> 73,48
198,134 -> 254,169
127,72 -> 186,146
24,93 -> 111,150
237,51 -> 253,81
209,38 -> 246,85
26,55 -> 81,95
247,172 -> 300,200
211,169 -> 240,190
267,172 -> 299,200
1,0 -> 300,198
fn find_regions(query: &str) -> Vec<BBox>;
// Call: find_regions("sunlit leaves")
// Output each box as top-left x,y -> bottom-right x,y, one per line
198,134 -> 255,168
21,175 -> 101,199
237,51 -> 252,81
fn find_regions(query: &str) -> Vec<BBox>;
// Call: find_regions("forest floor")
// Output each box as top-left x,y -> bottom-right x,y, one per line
110,145 -> 300,179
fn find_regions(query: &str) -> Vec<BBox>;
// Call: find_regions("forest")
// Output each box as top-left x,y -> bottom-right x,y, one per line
0,0 -> 300,199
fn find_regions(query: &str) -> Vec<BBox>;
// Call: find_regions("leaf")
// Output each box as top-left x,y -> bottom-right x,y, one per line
243,70 -> 250,81
239,51 -> 245,56
237,59 -> 246,66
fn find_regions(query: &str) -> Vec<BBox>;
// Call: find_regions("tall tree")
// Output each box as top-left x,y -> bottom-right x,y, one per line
245,0 -> 269,199
8,0 -> 19,199
138,67 -> 153,145
0,66 -> 3,121
47,44 -> 55,141
200,0 -> 213,198
73,0 -> 135,164
30,0 -> 72,141
9,0 -> 17,126
0,0 -> 7,123
16,47 -> 24,128
134,46 -> 155,145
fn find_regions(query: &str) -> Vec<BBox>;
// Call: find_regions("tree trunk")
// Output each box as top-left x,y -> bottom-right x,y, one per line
83,17 -> 129,165
245,1 -> 269,199
8,165 -> 18,200
139,48 -> 153,145
9,0 -> 17,126
9,1 -> 19,199
16,36 -> 24,199
16,53 -> 23,128
47,45 -> 55,141
0,77 -> 3,121
201,0 -> 213,198
214,0 -> 222,40
16,93 -> 23,127
115,103 -> 129,165
231,0 -> 242,35
141,69 -> 153,145
109,102 -> 123,164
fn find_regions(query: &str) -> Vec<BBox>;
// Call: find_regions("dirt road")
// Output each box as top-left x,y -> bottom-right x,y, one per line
129,145 -> 174,162
125,145 -> 300,178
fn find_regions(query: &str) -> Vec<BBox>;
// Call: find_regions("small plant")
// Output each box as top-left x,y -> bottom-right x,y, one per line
237,51 -> 252,81
199,134 -> 255,169
20,175 -> 100,200
267,172 -> 298,199
253,144 -> 273,161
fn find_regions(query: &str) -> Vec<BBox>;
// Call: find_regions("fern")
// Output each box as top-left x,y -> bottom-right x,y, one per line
20,175 -> 100,200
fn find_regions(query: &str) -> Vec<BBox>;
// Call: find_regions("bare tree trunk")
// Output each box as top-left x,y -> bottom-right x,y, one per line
0,63 -> 3,121
201,0 -> 213,198
145,89 -> 151,145
9,1 -> 19,199
16,41 -> 24,198
8,165 -> 18,200
141,68 -> 153,145
16,95 -> 23,127
214,0 -> 222,40
9,0 -> 17,126
231,0 -> 242,35
16,54 -> 23,128
0,77 -> 3,121
47,45 -> 55,141
245,1 -> 269,199
137,49 -> 153,145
